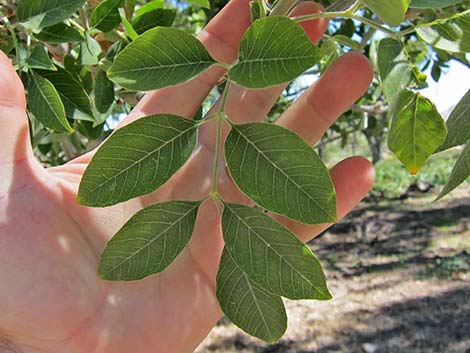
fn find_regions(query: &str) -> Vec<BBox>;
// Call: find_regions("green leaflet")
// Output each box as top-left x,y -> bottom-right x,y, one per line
79,33 -> 102,66
16,0 -> 87,29
34,23 -> 84,43
436,143 -> 470,200
363,0 -> 411,27
186,0 -> 210,8
222,202 -> 332,300
388,90 -> 447,174
39,68 -> 95,122
78,114 -> 198,207
416,10 -> 470,53
95,70 -> 115,114
216,248 -> 287,343
135,0 -> 165,16
377,38 -> 421,104
225,122 -> 336,225
27,72 -> 73,133
90,0 -> 122,33
26,46 -> 56,71
131,8 -> 176,34
438,89 -> 470,152
108,27 -> 217,91
99,201 -> 200,280
410,0 -> 461,8
229,16 -> 321,89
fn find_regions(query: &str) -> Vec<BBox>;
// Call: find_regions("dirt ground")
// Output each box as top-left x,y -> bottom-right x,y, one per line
196,190 -> 470,353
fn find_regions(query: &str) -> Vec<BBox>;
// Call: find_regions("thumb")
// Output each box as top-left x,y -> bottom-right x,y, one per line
0,50 -> 31,163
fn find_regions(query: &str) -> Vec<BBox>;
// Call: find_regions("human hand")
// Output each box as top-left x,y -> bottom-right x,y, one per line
0,1 -> 374,352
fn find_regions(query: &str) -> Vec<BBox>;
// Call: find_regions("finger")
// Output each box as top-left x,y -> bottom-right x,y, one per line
275,156 -> 375,242
0,50 -> 31,164
277,52 -> 374,145
120,0 -> 254,125
199,2 -> 328,146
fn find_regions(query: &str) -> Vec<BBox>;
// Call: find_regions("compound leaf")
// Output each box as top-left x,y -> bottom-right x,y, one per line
222,202 -> 332,300
388,90 -> 447,174
99,200 -> 200,280
108,27 -> 217,91
216,248 -> 287,343
27,72 -> 73,133
78,114 -> 198,207
225,122 -> 336,225
17,0 -> 86,29
229,16 -> 321,89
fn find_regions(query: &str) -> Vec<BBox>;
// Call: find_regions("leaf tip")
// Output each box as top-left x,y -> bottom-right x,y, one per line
408,166 -> 420,175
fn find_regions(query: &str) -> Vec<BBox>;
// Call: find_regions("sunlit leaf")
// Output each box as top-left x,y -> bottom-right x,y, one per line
436,143 -> 470,200
78,114 -> 198,207
216,248 -> 287,343
388,90 -> 447,174
17,0 -> 86,29
438,89 -> 470,152
186,0 -> 210,8
225,122 -> 336,224
229,16 -> 321,89
222,202 -> 332,300
108,27 -> 217,91
99,201 -> 200,280
27,72 -> 73,133
416,10 -> 470,53
410,0 -> 461,8
363,0 -> 411,27
79,33 -> 102,65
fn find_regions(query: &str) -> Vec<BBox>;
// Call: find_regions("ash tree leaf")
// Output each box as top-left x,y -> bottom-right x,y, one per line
216,248 -> 287,343
27,72 -> 73,133
438,89 -> 470,152
436,143 -> 470,200
78,114 -> 198,207
388,90 -> 447,174
26,46 -> 56,71
131,8 -> 176,34
95,70 -> 115,114
225,122 -> 336,225
108,27 -> 217,91
410,0 -> 461,8
363,0 -> 411,27
228,16 -> 321,89
34,23 -> 84,43
16,0 -> 87,29
39,68 -> 95,122
377,38 -> 422,104
416,10 -> 470,54
90,0 -> 123,33
99,200 -> 200,281
222,202 -> 332,300
79,33 -> 102,66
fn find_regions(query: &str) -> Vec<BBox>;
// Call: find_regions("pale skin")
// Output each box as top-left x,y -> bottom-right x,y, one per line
0,1 -> 375,352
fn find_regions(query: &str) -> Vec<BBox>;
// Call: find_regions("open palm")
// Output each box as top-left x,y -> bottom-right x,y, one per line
0,1 -> 374,352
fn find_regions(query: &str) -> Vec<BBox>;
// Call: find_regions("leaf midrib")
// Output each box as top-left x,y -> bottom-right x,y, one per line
101,203 -> 199,277
226,204 -> 328,298
234,126 -> 334,220
82,122 -> 196,195
110,60 -> 215,75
